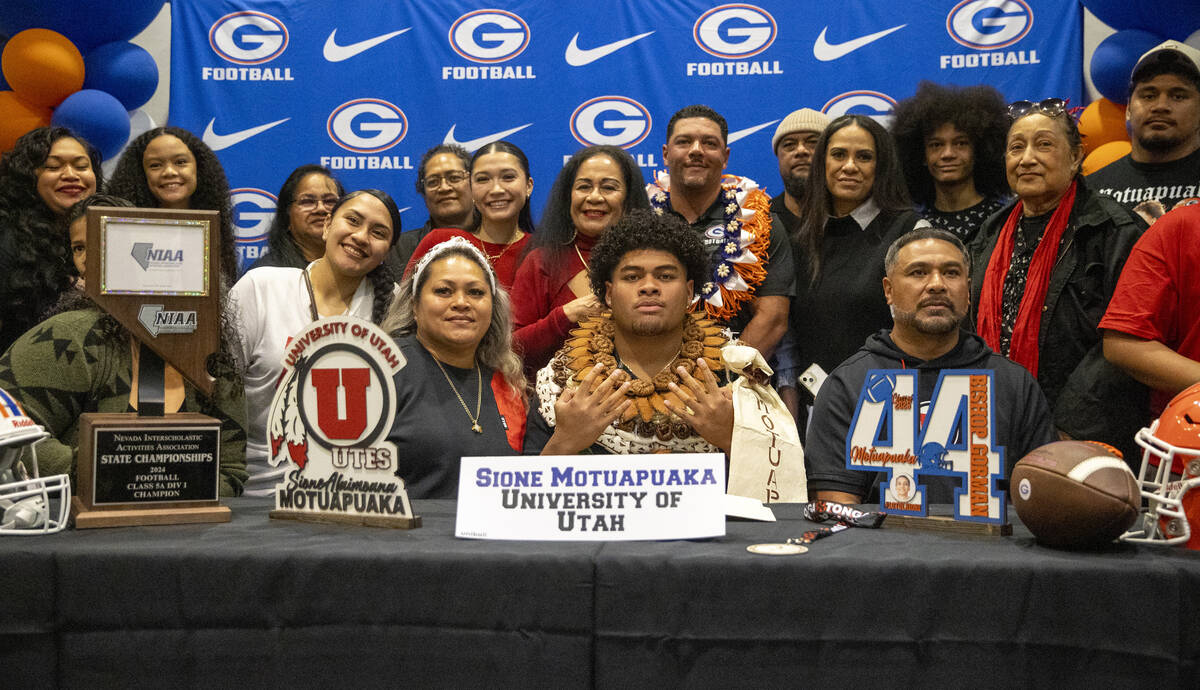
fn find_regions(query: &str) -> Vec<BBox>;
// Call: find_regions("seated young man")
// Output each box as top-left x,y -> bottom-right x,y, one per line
805,228 -> 1056,504
524,209 -> 735,455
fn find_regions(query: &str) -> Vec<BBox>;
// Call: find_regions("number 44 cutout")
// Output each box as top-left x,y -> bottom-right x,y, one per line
846,369 -> 1006,524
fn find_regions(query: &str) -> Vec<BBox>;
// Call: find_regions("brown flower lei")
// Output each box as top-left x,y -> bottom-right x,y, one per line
549,311 -> 727,443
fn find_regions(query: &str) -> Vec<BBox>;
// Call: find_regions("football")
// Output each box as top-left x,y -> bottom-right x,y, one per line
1011,440 -> 1140,547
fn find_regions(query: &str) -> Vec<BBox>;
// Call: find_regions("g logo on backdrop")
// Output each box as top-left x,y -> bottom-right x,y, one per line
209,11 -> 288,64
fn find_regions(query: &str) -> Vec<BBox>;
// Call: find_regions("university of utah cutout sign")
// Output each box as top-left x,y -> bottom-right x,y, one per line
267,316 -> 420,528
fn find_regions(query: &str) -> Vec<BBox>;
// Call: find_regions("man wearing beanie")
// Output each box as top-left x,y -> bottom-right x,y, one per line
770,108 -> 830,237
1088,40 -> 1200,224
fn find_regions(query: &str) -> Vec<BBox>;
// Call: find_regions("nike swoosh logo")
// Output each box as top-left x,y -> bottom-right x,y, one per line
727,120 -> 779,145
323,28 -> 411,62
202,117 -> 290,151
443,123 -> 533,151
812,24 -> 906,62
565,31 -> 655,66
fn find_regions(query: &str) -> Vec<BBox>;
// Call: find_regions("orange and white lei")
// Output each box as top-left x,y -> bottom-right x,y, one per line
647,172 -> 772,322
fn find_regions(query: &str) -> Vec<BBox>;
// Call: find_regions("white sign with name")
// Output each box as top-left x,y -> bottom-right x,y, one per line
456,453 -> 726,541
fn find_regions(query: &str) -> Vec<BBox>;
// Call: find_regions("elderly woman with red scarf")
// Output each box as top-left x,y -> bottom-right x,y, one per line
969,99 -> 1148,460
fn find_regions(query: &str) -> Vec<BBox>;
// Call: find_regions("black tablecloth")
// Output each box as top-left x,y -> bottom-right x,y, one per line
2,498 -> 1198,688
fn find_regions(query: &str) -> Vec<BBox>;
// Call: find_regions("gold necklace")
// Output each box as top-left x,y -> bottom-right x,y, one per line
477,233 -> 520,264
617,347 -> 682,382
573,242 -> 590,276
432,355 -> 483,433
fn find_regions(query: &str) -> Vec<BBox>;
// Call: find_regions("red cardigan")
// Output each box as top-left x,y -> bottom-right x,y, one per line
510,233 -> 597,372
405,228 -> 530,292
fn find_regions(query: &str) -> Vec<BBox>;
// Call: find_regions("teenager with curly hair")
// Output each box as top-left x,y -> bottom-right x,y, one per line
245,164 -> 344,272
526,209 -> 735,455
0,126 -> 102,352
106,127 -> 239,284
229,189 -> 400,495
890,81 -> 1010,242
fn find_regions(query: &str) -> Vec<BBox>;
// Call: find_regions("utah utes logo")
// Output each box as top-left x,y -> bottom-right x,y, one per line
267,317 -> 406,474
310,368 -> 371,440
298,343 -> 391,448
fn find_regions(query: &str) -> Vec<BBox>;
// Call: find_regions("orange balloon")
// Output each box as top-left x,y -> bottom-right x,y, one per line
1083,140 -> 1132,176
0,91 -> 52,153
1078,98 -> 1128,156
1,28 -> 85,108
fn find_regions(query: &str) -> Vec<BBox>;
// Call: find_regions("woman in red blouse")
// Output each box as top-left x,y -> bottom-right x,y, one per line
510,145 -> 650,372
406,140 -> 534,290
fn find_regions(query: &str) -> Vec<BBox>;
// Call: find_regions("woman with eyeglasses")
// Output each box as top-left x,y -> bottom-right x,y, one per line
969,98 -> 1149,459
510,145 -> 650,372
405,140 -> 534,291
245,164 -> 345,272
229,189 -> 401,495
388,144 -> 474,274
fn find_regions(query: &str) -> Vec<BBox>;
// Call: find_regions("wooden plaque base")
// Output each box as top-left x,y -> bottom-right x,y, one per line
885,513 -> 1012,537
73,412 -> 229,529
72,498 -> 231,529
269,509 -> 422,530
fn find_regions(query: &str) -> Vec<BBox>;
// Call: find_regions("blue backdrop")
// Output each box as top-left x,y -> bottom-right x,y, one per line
166,0 -> 1083,271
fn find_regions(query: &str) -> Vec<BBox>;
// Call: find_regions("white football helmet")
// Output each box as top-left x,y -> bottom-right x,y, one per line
1120,382 -> 1200,549
0,388 -> 70,534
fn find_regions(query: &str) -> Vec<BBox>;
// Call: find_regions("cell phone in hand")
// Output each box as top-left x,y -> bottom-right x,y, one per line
798,363 -> 827,397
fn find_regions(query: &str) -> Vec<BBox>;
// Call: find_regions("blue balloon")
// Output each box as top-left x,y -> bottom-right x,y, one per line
1082,0 -> 1200,40
84,42 -> 159,111
1090,29 -> 1166,105
0,1 -> 164,53
51,89 -> 130,160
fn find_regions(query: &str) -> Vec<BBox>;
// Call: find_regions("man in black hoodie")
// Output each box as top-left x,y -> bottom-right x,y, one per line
805,228 -> 1056,505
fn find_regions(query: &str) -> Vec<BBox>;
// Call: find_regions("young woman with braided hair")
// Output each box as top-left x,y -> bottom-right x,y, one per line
229,189 -> 401,495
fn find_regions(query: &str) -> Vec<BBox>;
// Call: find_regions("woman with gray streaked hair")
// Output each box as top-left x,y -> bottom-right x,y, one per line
381,236 -> 527,497
969,98 -> 1148,460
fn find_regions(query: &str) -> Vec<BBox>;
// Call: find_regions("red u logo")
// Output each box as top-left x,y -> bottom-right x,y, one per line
310,368 -> 370,440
